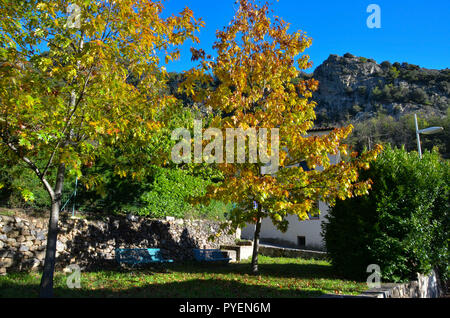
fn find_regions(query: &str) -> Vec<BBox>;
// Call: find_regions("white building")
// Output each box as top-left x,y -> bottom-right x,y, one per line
240,127 -> 340,251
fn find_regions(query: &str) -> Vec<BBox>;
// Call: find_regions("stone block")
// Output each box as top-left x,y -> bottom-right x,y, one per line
19,245 -> 29,252
2,226 -> 12,234
0,258 -> 14,267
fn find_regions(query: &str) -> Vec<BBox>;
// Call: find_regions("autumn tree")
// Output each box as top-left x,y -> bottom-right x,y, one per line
183,0 -> 382,274
0,0 -> 203,296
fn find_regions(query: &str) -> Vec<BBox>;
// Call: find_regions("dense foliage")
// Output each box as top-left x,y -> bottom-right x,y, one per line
0,104 -> 230,220
323,146 -> 449,283
0,0 -> 204,296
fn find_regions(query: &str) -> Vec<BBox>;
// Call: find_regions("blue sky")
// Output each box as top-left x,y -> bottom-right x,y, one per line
161,0 -> 450,73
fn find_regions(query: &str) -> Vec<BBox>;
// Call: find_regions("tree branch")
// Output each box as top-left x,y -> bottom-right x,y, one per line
1,138 -> 55,199
41,64 -> 94,178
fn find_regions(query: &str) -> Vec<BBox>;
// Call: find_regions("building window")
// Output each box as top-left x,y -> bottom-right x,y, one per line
297,236 -> 306,247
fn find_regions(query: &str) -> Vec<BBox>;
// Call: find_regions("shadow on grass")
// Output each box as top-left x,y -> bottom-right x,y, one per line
0,277 -> 324,298
163,261 -> 344,280
66,260 -> 344,282
0,260 -> 363,298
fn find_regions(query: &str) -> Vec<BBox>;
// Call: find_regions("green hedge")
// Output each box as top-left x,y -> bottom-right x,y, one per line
322,146 -> 449,283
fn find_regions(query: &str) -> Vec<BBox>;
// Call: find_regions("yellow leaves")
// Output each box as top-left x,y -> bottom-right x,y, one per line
116,169 -> 127,178
146,121 -> 162,131
165,55 -> 173,64
24,95 -> 35,107
274,201 -> 287,211
339,146 -> 348,157
67,68 -> 77,80
273,214 -> 282,222
86,55 -> 94,65
36,3 -> 47,11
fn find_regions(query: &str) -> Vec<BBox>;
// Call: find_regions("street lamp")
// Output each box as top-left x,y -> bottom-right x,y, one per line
414,114 -> 444,159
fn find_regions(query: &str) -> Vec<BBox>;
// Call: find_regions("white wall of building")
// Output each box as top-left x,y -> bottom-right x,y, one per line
241,201 -> 330,251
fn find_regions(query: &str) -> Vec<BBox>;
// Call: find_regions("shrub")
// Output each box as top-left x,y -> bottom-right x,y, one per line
381,84 -> 393,102
402,69 -> 420,82
380,61 -> 392,69
408,87 -> 428,104
357,86 -> 367,96
388,67 -> 400,81
138,168 -> 207,218
322,146 -> 449,283
359,57 -> 368,63
137,167 -> 232,220
352,104 -> 362,114
371,86 -> 383,100
392,62 -> 401,69
391,86 -> 409,103
0,159 -> 231,220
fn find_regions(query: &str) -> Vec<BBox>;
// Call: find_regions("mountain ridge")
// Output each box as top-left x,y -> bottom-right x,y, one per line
306,53 -> 449,125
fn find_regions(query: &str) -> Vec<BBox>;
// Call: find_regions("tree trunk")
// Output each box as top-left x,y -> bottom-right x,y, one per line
39,199 -> 60,298
39,163 -> 65,298
251,209 -> 262,275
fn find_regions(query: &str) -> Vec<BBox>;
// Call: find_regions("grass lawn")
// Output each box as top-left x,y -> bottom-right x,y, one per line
0,256 -> 367,298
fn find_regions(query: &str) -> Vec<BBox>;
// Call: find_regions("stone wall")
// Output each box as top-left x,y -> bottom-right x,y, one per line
360,270 -> 443,298
0,213 -> 237,274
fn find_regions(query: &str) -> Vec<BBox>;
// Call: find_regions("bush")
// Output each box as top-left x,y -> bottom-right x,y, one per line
357,86 -> 367,96
137,167 -> 232,220
359,57 -> 368,63
380,61 -> 392,69
322,146 -> 449,283
352,104 -> 362,114
408,87 -> 429,104
371,86 -> 383,100
388,67 -> 400,81
391,86 -> 409,103
138,168 -> 208,218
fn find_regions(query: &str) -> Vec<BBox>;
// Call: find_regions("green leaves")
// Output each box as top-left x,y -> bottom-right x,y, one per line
324,146 -> 449,282
20,188 -> 35,202
18,136 -> 32,149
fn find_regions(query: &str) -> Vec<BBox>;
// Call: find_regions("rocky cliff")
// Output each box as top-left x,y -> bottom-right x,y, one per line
309,53 -> 449,124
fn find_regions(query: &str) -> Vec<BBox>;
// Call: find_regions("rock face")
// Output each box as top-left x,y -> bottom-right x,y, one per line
310,54 -> 449,123
0,214 -> 237,274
